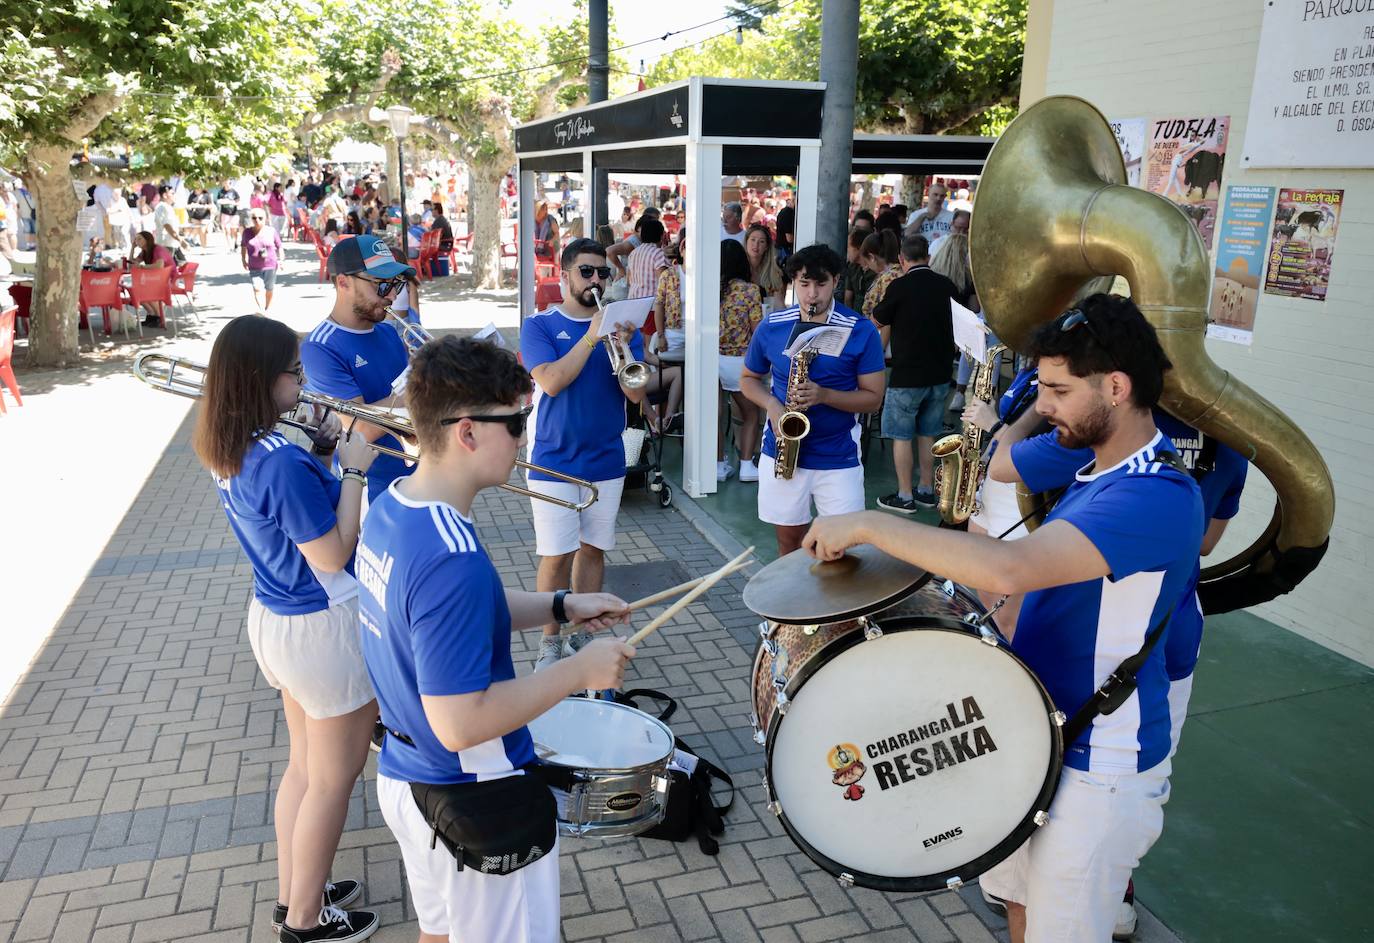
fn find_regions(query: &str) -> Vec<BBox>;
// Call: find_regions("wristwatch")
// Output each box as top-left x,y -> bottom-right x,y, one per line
552,589 -> 570,625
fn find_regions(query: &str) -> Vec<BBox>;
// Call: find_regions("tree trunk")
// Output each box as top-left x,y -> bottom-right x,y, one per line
22,146 -> 83,367
468,161 -> 505,290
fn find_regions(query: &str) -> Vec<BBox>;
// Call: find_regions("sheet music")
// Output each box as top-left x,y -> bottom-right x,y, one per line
784,324 -> 852,358
473,322 -> 508,348
596,295 -> 655,336
950,299 -> 988,362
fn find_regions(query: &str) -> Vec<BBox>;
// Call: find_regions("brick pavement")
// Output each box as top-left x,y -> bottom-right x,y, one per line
0,406 -> 1030,942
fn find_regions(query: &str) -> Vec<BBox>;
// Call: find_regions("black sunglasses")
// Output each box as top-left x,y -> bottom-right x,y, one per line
353,274 -> 401,297
440,406 -> 531,438
1057,308 -> 1121,371
575,264 -> 613,280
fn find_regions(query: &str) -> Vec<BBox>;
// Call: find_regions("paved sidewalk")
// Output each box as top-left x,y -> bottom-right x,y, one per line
0,403 -> 1031,943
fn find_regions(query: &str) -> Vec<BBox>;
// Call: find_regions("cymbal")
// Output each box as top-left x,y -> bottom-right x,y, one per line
743,545 -> 929,624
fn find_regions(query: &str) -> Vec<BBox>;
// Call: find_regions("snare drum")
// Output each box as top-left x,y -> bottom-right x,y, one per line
751,581 -> 1064,891
528,698 -> 674,838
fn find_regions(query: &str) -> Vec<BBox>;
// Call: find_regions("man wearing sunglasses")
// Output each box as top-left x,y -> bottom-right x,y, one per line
301,235 -> 417,503
520,238 -> 647,672
802,294 -> 1205,943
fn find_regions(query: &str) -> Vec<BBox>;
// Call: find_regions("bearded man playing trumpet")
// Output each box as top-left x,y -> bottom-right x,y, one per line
519,238 -> 648,672
803,296 -> 1204,943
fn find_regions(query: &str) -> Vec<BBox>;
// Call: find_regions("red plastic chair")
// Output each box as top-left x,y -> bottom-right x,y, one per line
80,269 -> 132,343
416,230 -> 441,280
500,224 -> 519,284
128,266 -> 176,334
171,262 -> 199,316
310,231 -> 330,282
7,284 -> 31,337
0,305 -> 22,414
293,207 -> 311,242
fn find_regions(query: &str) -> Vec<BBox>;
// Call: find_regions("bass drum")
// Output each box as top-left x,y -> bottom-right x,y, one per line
753,581 -> 1063,892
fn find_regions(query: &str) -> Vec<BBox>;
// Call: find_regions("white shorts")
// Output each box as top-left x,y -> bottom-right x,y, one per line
377,773 -> 560,941
969,476 -> 1029,540
979,762 -> 1172,942
756,454 -> 866,526
718,354 -> 745,393
528,475 -> 626,557
246,597 -> 375,720
1167,672 -> 1194,758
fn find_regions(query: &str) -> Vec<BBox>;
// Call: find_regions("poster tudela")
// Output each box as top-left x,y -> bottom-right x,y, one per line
1144,115 -> 1230,251
1263,188 -> 1343,302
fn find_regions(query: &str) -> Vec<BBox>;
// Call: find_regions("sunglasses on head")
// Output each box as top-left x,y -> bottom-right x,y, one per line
1057,308 -> 1122,372
353,273 -> 401,296
440,406 -> 531,438
575,264 -> 613,281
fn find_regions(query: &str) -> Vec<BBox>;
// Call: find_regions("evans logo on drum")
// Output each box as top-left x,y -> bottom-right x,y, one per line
605,792 -> 643,812
922,826 -> 964,849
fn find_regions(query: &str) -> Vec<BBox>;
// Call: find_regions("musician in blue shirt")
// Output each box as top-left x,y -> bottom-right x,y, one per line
802,295 -> 1203,942
193,315 -> 379,943
301,234 -> 416,503
357,335 -> 633,943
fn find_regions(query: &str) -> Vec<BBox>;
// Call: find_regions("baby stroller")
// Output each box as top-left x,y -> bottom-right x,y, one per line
623,399 -> 672,508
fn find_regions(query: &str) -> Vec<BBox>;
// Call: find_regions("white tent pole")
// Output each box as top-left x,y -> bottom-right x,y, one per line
518,165 -> 537,318
683,82 -> 722,497
795,144 -> 821,251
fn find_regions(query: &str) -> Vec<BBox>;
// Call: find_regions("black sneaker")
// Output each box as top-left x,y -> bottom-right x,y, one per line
272,883 -> 363,934
279,906 -> 377,943
912,489 -> 937,508
877,493 -> 918,514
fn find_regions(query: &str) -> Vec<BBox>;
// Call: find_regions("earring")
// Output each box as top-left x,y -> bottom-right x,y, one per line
1111,400 -> 1118,407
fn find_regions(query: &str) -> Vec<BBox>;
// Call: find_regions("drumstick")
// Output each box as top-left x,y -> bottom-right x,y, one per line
626,546 -> 755,647
568,558 -> 754,630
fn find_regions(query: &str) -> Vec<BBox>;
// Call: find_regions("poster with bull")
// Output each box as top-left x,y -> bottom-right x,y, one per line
1144,115 -> 1229,251
1207,186 -> 1277,346
1263,189 -> 1343,302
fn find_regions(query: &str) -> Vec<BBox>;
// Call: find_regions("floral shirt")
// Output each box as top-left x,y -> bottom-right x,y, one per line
654,265 -> 683,332
720,279 -> 763,356
862,266 -> 900,319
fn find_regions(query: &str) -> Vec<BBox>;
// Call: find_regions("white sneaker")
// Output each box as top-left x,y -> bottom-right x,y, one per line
534,635 -> 568,672
738,460 -> 759,482
717,461 -> 735,481
1112,899 -> 1138,940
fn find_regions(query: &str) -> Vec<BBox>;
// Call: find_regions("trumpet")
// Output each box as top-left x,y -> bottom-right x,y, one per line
133,353 -> 599,512
385,309 -> 434,356
590,288 -> 651,390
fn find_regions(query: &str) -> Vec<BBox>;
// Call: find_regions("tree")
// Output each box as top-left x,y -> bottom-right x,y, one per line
0,0 -> 318,366
307,0 -> 592,288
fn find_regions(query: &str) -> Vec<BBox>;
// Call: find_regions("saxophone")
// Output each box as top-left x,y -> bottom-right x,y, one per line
774,347 -> 817,480
932,344 -> 1007,525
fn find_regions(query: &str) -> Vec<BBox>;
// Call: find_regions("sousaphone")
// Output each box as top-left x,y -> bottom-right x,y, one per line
969,96 -> 1334,612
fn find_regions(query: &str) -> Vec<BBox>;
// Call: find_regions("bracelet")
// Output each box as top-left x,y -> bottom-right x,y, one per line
552,589 -> 570,625
583,332 -> 598,350
341,467 -> 366,484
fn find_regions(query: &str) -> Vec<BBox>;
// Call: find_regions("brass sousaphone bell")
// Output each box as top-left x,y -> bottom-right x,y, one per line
969,96 -> 1334,612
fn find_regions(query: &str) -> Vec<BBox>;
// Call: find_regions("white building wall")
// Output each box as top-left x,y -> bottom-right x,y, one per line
1037,0 -> 1374,666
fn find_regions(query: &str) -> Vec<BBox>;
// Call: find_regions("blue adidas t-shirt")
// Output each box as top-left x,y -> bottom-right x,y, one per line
1013,431 -> 1203,774
743,303 -> 886,470
213,432 -> 356,615
521,307 -> 644,483
357,482 -> 534,785
301,318 -> 414,501
1011,412 -> 1248,682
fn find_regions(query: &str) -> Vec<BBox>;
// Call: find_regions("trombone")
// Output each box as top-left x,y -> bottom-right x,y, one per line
590,288 -> 650,390
133,353 -> 598,511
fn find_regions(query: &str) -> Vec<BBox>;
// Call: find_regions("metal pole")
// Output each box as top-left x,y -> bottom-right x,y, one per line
816,0 -> 860,255
397,139 -> 408,259
588,0 -> 609,103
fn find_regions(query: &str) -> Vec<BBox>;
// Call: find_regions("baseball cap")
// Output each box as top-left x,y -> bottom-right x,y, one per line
326,234 -> 415,279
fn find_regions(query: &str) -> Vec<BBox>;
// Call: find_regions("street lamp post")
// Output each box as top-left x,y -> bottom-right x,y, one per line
386,104 -> 414,259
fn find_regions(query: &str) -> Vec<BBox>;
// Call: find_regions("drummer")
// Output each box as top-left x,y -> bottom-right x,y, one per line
355,335 -> 634,943
802,294 -> 1202,943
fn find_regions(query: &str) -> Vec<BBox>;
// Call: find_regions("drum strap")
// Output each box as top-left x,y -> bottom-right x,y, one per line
1061,611 -> 1172,749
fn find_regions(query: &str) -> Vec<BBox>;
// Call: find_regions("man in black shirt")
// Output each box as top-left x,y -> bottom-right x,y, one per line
871,233 -> 958,512
430,202 -> 454,252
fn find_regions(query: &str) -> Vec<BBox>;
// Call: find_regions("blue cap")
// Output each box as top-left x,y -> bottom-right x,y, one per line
326,234 -> 415,279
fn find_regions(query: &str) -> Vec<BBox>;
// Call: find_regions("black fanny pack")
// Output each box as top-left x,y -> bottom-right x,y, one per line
410,771 -> 556,876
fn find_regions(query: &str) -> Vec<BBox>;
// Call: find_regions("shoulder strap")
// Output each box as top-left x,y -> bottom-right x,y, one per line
1061,610 -> 1172,749
1191,436 -> 1219,481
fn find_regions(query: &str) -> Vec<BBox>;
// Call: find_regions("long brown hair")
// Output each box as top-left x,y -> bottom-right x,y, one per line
193,315 -> 300,478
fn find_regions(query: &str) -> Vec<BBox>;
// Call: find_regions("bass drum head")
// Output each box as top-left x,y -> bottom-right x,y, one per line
766,619 -> 1062,891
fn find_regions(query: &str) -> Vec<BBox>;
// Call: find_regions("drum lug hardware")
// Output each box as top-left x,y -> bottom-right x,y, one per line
1051,710 -> 1066,727
946,876 -> 964,891
802,623 -> 821,636
1034,810 -> 1050,827
837,872 -> 856,888
942,579 -> 957,598
977,623 -> 999,646
767,800 -> 782,817
758,620 -> 775,640
775,691 -> 789,714
762,638 -> 779,657
753,728 -> 766,746
862,619 -> 883,641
